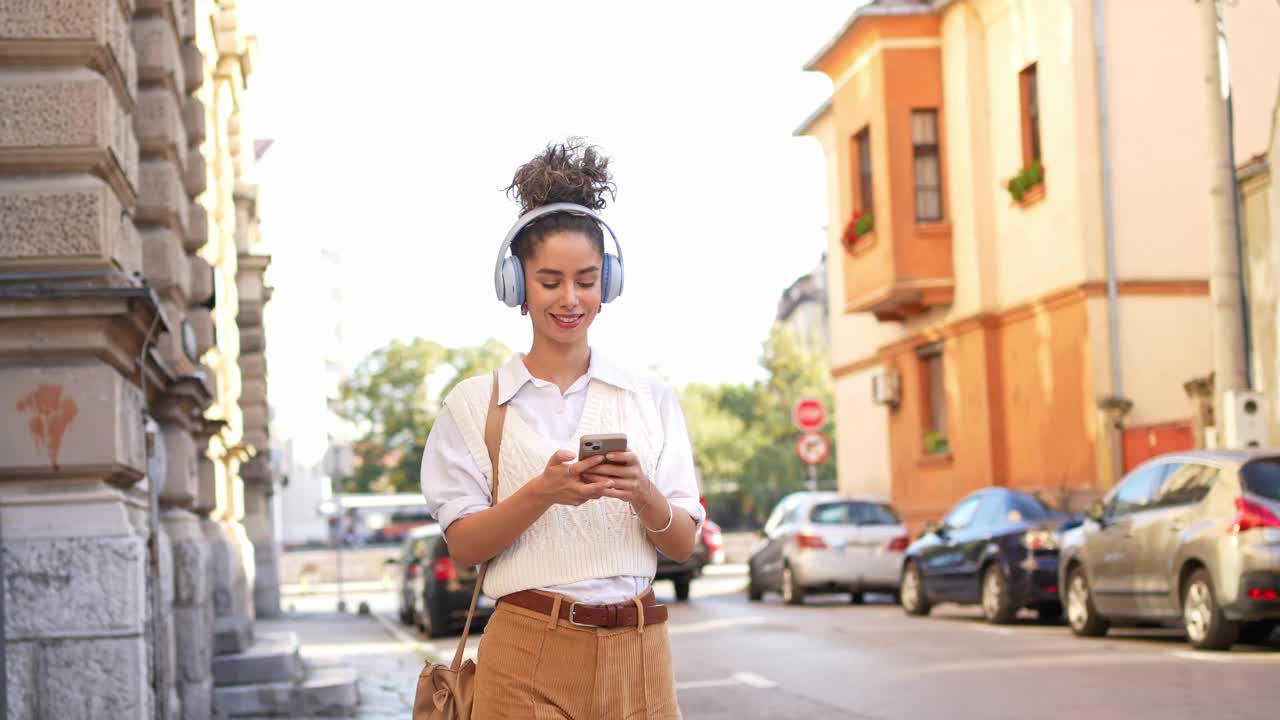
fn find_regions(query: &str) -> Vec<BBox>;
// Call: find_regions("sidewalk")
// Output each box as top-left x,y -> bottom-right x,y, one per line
258,610 -> 429,719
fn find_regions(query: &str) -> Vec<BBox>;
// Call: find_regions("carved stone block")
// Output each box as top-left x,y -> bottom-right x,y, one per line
185,200 -> 208,252
4,535 -> 147,640
142,227 -> 191,304
134,86 -> 187,169
184,151 -> 207,197
132,17 -> 182,95
0,68 -> 139,201
0,364 -> 147,485
0,175 -> 141,275
181,95 -> 206,147
137,158 -> 188,235
0,0 -> 138,106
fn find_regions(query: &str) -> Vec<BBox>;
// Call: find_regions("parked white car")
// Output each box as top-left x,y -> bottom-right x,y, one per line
748,492 -> 910,605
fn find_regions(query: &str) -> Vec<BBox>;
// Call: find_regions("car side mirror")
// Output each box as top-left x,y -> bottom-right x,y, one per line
1086,501 -> 1106,525
921,521 -> 942,537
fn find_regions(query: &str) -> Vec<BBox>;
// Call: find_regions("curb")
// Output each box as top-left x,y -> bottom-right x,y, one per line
370,611 -> 439,663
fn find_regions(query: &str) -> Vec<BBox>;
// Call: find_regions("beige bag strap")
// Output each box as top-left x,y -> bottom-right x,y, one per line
449,371 -> 506,671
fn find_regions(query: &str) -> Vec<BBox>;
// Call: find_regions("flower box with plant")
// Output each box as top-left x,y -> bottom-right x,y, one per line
841,210 -> 875,253
1006,159 -> 1045,204
923,429 -> 949,455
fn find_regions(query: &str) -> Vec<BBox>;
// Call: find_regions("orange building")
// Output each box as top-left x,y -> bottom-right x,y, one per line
796,0 -> 1280,532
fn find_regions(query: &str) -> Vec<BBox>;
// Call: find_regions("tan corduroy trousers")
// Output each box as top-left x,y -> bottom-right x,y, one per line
471,591 -> 682,719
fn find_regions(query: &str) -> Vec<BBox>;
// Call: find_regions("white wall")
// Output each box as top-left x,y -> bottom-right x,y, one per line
834,367 -> 893,502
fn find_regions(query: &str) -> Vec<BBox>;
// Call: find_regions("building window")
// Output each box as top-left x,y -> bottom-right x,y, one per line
911,110 -> 942,222
1019,63 -> 1041,166
918,343 -> 948,454
854,127 -> 873,213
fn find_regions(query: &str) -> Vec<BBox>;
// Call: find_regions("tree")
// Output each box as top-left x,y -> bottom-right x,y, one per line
333,337 -> 511,493
680,325 -> 837,526
738,325 -> 838,521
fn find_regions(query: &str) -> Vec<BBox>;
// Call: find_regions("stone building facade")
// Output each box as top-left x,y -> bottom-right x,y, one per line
0,1 -> 344,717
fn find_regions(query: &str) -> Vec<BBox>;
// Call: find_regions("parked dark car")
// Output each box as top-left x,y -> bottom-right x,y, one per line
1059,450 -> 1280,650
394,522 -> 493,637
656,518 -> 723,601
901,488 -> 1077,623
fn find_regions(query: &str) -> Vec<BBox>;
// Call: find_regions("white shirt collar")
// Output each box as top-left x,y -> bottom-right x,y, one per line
496,350 -> 636,405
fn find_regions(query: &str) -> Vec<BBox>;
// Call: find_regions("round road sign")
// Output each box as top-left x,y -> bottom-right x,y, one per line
795,431 -> 830,465
792,398 -> 826,431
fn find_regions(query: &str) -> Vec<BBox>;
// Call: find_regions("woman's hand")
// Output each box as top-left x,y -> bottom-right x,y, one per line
533,450 -> 610,507
585,451 -> 664,515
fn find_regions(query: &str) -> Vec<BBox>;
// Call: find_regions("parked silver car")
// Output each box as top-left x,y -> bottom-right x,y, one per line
1059,450 -> 1280,650
748,492 -> 909,605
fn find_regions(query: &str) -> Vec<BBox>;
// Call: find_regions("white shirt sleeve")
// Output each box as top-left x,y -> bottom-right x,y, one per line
647,378 -> 707,527
419,406 -> 491,532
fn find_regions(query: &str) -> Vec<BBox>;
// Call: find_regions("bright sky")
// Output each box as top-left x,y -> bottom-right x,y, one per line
249,2 -> 862,388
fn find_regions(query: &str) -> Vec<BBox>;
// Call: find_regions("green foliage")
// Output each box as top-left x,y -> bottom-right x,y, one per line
923,429 -> 949,455
333,337 -> 511,493
1006,159 -> 1045,202
854,211 -> 874,238
679,325 -> 837,527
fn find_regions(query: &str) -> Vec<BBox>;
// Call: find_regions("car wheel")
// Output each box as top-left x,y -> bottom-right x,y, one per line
782,565 -> 805,606
747,569 -> 764,602
1036,602 -> 1063,624
1183,568 -> 1237,651
850,591 -> 865,605
1238,621 -> 1277,645
901,561 -> 931,617
673,574 -> 692,602
981,564 -> 1016,625
1066,566 -> 1109,637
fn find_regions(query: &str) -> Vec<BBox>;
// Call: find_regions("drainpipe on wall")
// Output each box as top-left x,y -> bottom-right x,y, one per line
1093,0 -> 1130,486
1226,92 -> 1253,389
2,495 -> 7,720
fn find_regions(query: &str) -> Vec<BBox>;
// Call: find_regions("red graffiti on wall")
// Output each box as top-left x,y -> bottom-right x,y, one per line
16,384 -> 78,472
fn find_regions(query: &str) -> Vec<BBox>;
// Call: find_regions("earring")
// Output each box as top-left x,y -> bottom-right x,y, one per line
520,303 -> 528,316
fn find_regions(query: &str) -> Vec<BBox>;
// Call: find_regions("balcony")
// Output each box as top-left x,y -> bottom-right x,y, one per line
842,220 -> 953,322
805,10 -> 953,323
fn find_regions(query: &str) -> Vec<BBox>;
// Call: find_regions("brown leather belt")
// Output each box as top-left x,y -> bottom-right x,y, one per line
499,588 -> 669,628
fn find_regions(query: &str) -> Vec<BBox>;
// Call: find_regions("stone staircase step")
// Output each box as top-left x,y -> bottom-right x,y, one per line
213,631 -> 305,686
212,663 -> 359,718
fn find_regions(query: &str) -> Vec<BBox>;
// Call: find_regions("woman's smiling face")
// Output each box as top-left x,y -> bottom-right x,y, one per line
523,230 -> 603,344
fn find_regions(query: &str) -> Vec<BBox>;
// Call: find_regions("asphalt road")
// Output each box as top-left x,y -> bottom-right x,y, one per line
285,567 -> 1280,719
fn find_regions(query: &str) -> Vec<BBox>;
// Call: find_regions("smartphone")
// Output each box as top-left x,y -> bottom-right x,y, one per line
579,433 -> 627,462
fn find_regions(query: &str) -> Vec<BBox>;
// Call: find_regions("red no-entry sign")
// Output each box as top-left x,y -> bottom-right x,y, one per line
792,398 -> 826,431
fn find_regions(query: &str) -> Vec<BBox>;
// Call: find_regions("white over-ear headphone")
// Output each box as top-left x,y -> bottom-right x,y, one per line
493,202 -> 624,308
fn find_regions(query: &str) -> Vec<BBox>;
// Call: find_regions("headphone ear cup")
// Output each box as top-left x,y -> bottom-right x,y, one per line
601,253 -> 623,304
497,256 -> 525,307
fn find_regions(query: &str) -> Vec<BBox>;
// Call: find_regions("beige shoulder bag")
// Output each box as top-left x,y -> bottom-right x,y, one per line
413,372 -> 506,719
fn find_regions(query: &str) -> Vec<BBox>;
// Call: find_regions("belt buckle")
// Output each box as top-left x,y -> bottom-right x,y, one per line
567,602 -> 597,628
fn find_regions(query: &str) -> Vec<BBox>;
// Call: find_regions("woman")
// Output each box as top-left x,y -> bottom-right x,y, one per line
420,138 -> 703,719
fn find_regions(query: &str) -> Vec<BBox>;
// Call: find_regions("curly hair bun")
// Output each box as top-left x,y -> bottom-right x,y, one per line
505,138 -> 616,215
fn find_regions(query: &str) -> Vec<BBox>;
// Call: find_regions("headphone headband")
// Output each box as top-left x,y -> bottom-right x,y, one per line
493,202 -> 624,306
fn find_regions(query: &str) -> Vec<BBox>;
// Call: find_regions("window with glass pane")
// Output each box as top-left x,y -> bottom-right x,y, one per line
911,110 -> 942,222
943,497 -> 981,529
854,128 -> 873,213
918,343 -> 947,447
1019,64 -> 1041,165
1107,464 -> 1169,517
1156,463 -> 1218,507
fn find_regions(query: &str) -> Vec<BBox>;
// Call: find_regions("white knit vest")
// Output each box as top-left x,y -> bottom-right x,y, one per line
443,374 -> 664,598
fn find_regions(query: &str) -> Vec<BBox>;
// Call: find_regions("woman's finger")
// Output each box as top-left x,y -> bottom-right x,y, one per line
601,488 -> 639,501
604,451 -> 639,466
583,462 -> 633,479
